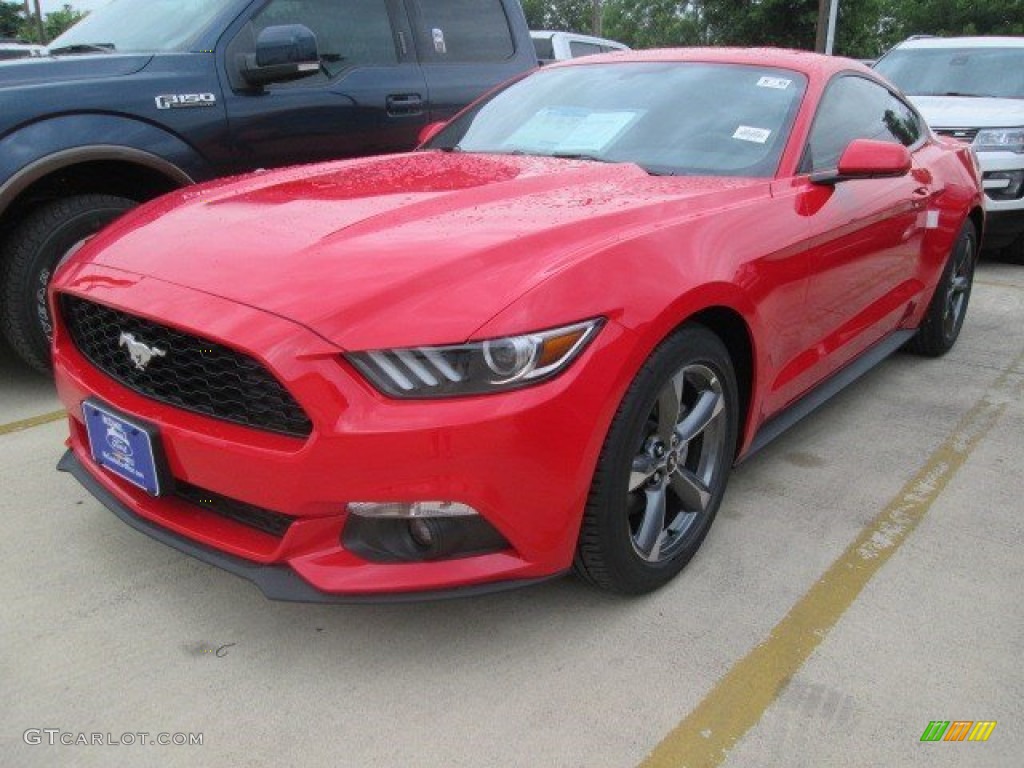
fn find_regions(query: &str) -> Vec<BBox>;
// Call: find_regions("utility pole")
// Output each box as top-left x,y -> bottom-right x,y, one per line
592,0 -> 602,37
825,0 -> 838,54
815,0 -> 839,55
32,0 -> 45,44
814,0 -> 828,52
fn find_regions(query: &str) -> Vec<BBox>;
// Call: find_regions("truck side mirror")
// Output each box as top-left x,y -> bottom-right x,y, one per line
240,24 -> 320,87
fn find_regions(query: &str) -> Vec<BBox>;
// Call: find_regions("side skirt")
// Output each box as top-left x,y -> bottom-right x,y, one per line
740,329 -> 917,462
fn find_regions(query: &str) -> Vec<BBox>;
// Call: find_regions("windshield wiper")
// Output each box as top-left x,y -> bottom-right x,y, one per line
549,151 -> 613,163
48,43 -> 115,55
920,91 -> 994,98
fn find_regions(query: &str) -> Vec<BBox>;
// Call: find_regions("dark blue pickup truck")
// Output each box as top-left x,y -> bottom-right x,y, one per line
0,0 -> 537,371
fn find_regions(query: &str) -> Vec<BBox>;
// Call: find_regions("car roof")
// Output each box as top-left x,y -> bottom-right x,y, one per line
548,47 -> 874,80
530,30 -> 629,48
894,36 -> 1024,49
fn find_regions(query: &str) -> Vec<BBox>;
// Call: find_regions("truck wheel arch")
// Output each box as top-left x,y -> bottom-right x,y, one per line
0,145 -> 194,220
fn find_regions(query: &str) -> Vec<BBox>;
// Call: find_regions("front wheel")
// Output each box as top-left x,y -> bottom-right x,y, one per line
0,194 -> 136,372
908,218 -> 976,357
574,325 -> 739,594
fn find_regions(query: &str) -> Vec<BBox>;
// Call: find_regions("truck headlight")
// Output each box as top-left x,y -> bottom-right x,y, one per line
974,128 -> 1024,154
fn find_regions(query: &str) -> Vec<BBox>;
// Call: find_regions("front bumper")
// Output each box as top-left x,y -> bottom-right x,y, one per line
976,150 -> 1024,248
983,209 -> 1024,250
58,449 -> 560,603
53,265 -> 630,599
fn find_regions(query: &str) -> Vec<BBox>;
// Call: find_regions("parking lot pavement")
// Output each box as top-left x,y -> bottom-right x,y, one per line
2,262 -> 1021,768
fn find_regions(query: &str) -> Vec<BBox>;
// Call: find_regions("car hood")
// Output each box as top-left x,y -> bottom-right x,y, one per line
83,152 -> 767,349
908,95 -> 1024,129
0,53 -> 152,88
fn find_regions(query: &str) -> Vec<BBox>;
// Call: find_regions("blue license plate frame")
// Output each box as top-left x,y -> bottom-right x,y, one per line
82,399 -> 166,496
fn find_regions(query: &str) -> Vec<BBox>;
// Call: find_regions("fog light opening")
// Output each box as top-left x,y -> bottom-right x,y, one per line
342,503 -> 509,563
408,518 -> 437,551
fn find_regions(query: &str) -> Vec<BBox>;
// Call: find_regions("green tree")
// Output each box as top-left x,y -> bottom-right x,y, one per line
629,0 -> 886,58
603,0 -> 709,48
878,0 -> 1024,48
17,3 -> 87,43
520,0 -> 594,32
702,0 -> 819,49
0,1 -> 24,39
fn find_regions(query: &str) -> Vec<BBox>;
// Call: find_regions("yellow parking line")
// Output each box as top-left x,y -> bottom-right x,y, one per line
639,349 -> 1024,768
0,409 -> 66,437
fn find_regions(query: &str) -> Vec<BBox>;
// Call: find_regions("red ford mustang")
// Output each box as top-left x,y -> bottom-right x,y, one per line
51,49 -> 983,600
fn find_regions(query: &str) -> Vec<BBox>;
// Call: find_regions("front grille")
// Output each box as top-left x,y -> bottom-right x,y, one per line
176,481 -> 294,538
61,295 -> 313,438
934,128 -> 979,143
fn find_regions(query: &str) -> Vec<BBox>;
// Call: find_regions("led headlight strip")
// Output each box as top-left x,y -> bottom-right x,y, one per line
348,318 -> 604,398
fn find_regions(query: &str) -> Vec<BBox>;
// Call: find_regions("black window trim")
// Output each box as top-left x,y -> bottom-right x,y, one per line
798,70 -> 928,176
404,0 -> 518,64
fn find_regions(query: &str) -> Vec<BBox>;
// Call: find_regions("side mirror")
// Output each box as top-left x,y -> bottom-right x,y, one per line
240,24 -> 320,87
418,121 -> 447,145
811,139 -> 912,185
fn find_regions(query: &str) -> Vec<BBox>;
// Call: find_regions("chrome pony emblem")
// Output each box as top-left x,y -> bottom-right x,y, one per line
119,332 -> 166,371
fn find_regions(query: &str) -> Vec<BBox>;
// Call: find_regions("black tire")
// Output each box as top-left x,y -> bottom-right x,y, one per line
0,194 -> 136,372
908,219 -> 976,357
1000,235 -> 1024,265
574,325 -> 739,594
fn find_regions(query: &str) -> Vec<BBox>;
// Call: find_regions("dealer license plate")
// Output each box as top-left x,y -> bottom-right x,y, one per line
82,399 -> 164,496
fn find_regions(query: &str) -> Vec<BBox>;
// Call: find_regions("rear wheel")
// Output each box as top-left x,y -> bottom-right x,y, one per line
0,194 -> 136,372
574,325 -> 738,594
908,219 -> 976,357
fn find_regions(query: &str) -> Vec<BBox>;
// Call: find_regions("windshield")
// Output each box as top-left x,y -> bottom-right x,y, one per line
875,47 -> 1024,99
48,0 -> 239,54
425,62 -> 807,177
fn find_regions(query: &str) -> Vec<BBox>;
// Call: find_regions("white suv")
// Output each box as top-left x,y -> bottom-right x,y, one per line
530,31 -> 628,64
875,37 -> 1024,262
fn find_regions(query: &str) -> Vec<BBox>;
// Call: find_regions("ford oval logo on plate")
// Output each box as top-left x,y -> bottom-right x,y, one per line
82,400 -> 164,496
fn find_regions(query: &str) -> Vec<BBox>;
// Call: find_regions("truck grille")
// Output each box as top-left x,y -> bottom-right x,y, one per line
60,295 -> 313,438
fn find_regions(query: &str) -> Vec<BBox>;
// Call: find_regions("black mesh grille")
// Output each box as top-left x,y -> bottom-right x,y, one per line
176,482 -> 294,538
61,295 -> 312,438
934,128 -> 979,143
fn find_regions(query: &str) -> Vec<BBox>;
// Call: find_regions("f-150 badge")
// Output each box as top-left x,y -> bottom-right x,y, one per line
155,93 -> 217,110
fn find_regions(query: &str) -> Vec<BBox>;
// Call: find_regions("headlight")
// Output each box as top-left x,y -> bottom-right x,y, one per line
974,128 -> 1024,154
347,318 -> 603,398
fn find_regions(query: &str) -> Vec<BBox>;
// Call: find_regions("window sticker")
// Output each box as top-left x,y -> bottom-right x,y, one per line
503,107 -> 643,154
733,125 -> 772,144
431,28 -> 446,54
757,76 -> 792,90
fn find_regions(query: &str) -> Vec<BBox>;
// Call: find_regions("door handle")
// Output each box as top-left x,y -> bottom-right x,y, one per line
386,93 -> 424,116
911,186 -> 932,208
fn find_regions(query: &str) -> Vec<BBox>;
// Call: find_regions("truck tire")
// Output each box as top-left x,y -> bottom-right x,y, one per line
1002,235 -> 1024,266
0,194 -> 136,372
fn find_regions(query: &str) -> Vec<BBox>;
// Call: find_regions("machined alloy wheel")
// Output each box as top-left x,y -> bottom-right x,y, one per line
627,363 -> 727,563
575,325 -> 739,594
942,227 -> 973,341
909,218 -> 976,357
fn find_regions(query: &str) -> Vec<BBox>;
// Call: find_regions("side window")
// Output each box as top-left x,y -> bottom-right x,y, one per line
881,93 -> 922,147
414,0 -> 514,62
569,41 -> 602,58
532,36 -> 554,61
253,0 -> 398,76
803,76 -> 922,173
